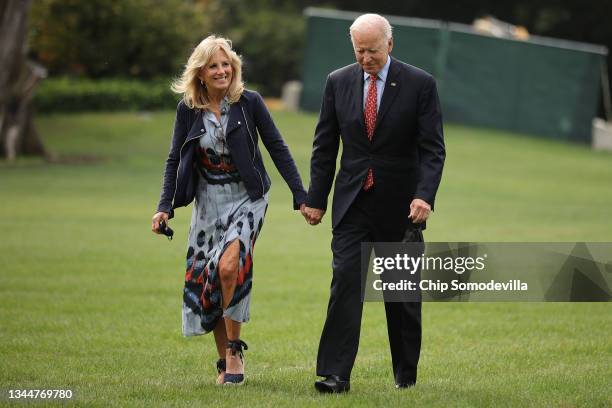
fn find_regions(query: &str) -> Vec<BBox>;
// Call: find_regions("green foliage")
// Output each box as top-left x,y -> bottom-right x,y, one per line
174,0 -> 308,96
28,0 -> 206,79
34,77 -> 179,112
28,0 -> 308,96
228,10 -> 305,96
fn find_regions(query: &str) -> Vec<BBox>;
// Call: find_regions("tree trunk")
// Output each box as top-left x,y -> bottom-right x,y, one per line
0,0 -> 47,160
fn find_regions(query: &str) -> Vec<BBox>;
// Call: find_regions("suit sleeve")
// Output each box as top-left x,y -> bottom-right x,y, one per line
307,75 -> 341,210
156,101 -> 189,219
252,92 -> 307,209
414,76 -> 445,210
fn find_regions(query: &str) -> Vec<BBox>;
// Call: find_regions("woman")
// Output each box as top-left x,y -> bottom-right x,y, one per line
151,35 -> 307,385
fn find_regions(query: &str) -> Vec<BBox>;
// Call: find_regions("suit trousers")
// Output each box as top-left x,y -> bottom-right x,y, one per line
316,187 -> 423,384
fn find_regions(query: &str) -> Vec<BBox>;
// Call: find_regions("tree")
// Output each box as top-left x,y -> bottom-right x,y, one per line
28,0 -> 207,79
0,0 -> 47,160
201,0 -> 306,95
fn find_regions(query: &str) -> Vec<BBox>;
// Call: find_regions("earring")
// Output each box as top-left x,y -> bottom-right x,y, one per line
200,79 -> 204,86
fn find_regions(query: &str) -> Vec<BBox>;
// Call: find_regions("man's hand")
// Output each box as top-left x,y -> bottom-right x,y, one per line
300,204 -> 325,225
408,198 -> 431,224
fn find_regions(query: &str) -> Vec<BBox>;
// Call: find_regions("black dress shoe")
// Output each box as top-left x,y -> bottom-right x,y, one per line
395,382 -> 416,389
314,375 -> 350,393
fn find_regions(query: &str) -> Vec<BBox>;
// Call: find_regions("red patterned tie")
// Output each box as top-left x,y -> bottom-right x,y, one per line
363,74 -> 377,190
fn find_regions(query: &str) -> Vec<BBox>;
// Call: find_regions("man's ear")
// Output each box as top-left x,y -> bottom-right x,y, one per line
388,37 -> 394,53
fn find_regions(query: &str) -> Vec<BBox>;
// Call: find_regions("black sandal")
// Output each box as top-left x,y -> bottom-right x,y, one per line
215,358 -> 226,385
216,358 -> 226,373
223,340 -> 248,385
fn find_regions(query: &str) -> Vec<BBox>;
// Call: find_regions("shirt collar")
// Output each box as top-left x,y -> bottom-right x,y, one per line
363,55 -> 391,82
220,96 -> 230,115
204,96 -> 231,125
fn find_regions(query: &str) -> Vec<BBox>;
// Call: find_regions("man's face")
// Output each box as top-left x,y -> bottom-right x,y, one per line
351,28 -> 393,75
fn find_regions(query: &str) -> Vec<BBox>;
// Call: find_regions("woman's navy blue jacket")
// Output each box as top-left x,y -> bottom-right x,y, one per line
157,90 -> 307,218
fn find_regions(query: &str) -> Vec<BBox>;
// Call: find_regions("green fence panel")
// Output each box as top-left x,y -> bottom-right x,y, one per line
301,15 -> 354,112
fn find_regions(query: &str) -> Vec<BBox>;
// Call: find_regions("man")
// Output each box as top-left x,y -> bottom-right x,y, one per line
302,14 -> 445,392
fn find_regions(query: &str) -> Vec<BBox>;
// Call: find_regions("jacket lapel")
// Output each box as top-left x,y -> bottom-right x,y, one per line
225,102 -> 244,138
187,110 -> 204,140
352,64 -> 366,138
374,57 -> 400,133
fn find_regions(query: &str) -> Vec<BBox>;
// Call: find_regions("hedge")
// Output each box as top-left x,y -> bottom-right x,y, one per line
34,77 -> 180,113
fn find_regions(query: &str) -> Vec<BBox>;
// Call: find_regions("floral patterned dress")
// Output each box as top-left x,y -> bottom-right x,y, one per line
182,100 -> 268,336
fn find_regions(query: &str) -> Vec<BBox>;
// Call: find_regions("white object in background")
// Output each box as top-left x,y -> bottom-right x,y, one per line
281,81 -> 302,112
592,118 -> 612,151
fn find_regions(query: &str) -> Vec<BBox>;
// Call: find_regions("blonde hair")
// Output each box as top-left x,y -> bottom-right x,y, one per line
171,35 -> 244,110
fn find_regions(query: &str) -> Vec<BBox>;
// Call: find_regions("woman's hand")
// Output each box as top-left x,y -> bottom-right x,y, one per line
300,203 -> 325,226
151,212 -> 169,234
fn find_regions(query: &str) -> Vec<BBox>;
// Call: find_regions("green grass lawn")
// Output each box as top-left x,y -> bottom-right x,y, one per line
1,110 -> 611,407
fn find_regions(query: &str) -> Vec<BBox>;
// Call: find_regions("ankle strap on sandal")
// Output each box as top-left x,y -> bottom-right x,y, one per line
216,358 -> 226,374
227,339 -> 249,358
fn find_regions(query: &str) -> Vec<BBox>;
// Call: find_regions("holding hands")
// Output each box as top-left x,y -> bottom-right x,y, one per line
300,203 -> 325,226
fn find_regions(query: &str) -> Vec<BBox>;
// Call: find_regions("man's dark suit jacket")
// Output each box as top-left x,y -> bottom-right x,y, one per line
306,57 -> 445,228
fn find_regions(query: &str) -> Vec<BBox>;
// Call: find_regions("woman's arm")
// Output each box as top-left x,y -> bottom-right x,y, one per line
156,101 -> 189,218
251,92 -> 307,209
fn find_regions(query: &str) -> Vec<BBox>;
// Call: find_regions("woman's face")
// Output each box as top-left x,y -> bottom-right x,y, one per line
199,49 -> 233,94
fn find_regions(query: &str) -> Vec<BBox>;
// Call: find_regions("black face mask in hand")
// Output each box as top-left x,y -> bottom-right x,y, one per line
158,220 -> 174,240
